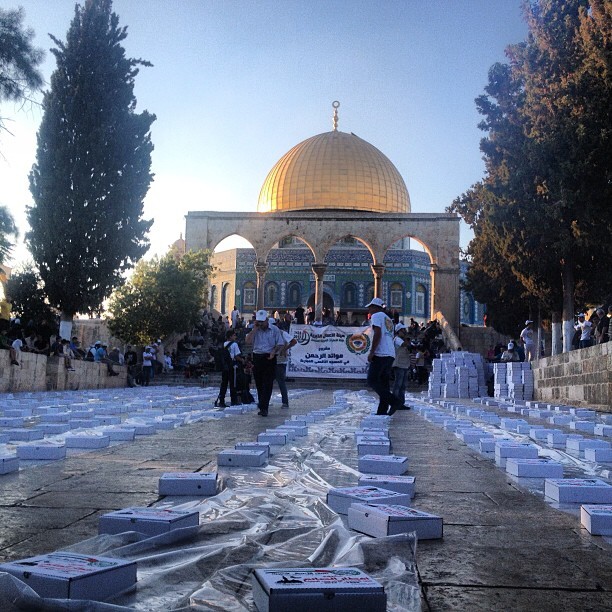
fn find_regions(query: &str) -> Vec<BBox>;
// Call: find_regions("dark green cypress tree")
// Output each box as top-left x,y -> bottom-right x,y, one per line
27,0 -> 154,331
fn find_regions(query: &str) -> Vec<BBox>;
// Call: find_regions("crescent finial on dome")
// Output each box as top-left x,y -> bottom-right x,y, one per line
332,101 -> 340,131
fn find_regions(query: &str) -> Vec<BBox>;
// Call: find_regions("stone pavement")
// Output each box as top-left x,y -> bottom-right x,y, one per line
0,386 -> 611,611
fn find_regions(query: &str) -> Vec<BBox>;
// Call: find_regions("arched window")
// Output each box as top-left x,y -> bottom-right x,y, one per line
243,281 -> 256,307
221,283 -> 230,314
210,285 -> 217,310
415,283 -> 427,315
288,282 -> 301,308
389,282 -> 403,309
343,282 -> 357,308
365,283 -> 375,306
265,282 -> 279,307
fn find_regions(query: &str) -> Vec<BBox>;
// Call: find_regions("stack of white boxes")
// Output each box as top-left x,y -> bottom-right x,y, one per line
493,362 -> 534,401
428,352 -> 488,399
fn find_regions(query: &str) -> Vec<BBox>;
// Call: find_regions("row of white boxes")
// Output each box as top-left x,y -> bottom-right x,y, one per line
326,412 -> 444,543
0,396 -> 392,610
412,398 -> 612,536
428,351 -> 489,399
0,387 -> 232,473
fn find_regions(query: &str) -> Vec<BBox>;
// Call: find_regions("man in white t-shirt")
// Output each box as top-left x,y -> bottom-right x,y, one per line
575,313 -> 593,349
520,320 -> 536,361
365,298 -> 405,415
271,319 -> 297,408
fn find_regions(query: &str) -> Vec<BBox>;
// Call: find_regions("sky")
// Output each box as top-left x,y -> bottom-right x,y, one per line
0,0 -> 528,269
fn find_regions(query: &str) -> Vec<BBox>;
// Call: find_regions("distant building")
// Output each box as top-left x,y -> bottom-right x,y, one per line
210,239 -> 482,325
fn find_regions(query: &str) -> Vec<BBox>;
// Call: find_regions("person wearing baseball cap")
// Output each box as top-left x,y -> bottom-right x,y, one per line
364,297 -> 406,415
520,320 -> 536,361
245,309 -> 286,416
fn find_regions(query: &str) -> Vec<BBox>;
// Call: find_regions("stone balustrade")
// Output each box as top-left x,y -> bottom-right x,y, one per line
532,341 -> 611,413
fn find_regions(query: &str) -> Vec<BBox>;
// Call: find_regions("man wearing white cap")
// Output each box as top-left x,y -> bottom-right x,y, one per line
392,323 -> 412,404
574,313 -> 593,349
520,320 -> 536,361
245,309 -> 286,416
365,298 -> 404,415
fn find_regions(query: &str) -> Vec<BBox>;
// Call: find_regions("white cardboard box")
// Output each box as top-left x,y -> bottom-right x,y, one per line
6,428 -> 44,442
566,438 -> 610,453
584,447 -> 612,462
278,424 -> 308,437
257,432 -> 288,446
0,551 -> 136,600
544,478 -> 612,503
16,443 -> 66,460
495,442 -> 539,459
358,455 -> 409,475
159,472 -> 218,496
101,427 -> 136,441
580,504 -> 612,536
357,440 -> 391,456
251,567 -> 386,612
65,435 -> 110,449
0,454 -> 19,474
505,458 -> 564,478
358,474 -> 416,498
99,507 -> 200,536
326,486 -> 411,515
217,449 -> 267,467
235,441 -> 271,458
348,503 -> 443,539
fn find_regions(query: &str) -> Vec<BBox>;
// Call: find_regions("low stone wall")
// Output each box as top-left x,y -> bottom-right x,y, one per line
0,350 -> 47,393
532,342 -> 611,413
0,350 -> 127,393
458,326 -> 510,357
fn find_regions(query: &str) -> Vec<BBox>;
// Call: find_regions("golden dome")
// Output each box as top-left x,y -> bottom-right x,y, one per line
257,129 -> 411,214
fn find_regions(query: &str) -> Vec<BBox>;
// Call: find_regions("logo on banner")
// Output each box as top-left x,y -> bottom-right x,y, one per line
346,332 -> 370,354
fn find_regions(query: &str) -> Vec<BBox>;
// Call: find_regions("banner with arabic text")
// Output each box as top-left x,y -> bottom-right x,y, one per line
287,325 -> 370,379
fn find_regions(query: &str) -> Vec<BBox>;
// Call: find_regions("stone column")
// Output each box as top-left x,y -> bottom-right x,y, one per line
370,264 -> 385,299
430,263 -> 460,331
254,262 -> 268,311
311,263 -> 328,322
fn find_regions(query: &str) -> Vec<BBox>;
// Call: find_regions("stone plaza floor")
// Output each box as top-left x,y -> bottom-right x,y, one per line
0,384 -> 610,610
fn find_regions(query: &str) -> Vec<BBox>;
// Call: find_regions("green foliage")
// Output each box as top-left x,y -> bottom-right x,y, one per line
6,264 -> 56,324
0,206 -> 18,265
450,0 -> 612,336
0,6 -> 44,135
27,0 -> 155,318
107,250 -> 212,345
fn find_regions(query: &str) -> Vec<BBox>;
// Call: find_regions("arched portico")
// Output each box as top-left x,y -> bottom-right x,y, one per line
185,209 -> 461,331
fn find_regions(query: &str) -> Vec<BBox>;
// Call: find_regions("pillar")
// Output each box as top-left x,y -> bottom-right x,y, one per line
311,263 -> 328,322
430,263 -> 460,331
370,264 -> 385,299
254,262 -> 268,311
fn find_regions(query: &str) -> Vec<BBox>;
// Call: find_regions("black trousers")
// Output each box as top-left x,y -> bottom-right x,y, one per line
218,367 -> 238,404
253,353 -> 276,413
367,355 -> 396,415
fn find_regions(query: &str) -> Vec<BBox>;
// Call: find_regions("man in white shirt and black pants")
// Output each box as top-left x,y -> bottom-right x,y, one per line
245,309 -> 286,417
365,298 -> 406,415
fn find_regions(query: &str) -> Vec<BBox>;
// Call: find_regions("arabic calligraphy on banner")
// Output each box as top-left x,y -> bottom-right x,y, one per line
287,325 -> 371,379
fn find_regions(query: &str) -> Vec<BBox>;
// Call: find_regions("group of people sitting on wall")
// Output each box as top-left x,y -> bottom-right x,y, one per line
0,316 -> 124,375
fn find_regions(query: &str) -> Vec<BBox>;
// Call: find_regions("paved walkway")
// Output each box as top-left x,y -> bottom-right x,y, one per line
0,386 -> 610,611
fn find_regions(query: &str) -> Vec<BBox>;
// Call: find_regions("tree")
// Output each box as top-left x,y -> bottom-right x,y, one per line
451,0 -> 612,352
27,0 -> 155,338
6,264 -> 56,325
0,6 -> 44,138
107,250 -> 212,345
0,207 -> 18,265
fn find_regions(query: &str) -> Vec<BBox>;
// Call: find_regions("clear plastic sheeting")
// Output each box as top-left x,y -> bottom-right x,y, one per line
1,391 -> 421,611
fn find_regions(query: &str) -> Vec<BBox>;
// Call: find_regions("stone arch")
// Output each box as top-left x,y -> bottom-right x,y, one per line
185,210 -> 460,330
